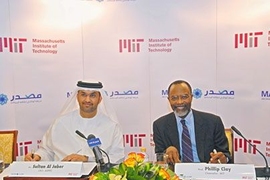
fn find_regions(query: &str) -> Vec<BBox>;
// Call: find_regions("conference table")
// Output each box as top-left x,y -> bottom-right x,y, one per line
1,163 -> 269,180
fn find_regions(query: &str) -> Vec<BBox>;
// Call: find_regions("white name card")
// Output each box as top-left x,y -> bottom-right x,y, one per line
8,161 -> 94,177
175,163 -> 256,180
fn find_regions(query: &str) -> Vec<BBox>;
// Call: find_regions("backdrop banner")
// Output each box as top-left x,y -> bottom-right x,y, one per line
0,0 -> 270,165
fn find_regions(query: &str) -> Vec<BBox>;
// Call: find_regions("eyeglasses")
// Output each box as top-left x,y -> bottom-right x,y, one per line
169,94 -> 190,101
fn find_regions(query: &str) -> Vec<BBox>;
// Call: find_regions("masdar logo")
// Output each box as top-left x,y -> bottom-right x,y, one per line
119,39 -> 144,53
234,30 -> 270,48
0,37 -> 27,53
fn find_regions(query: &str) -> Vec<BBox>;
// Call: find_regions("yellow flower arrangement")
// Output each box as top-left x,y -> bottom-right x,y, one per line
89,152 -> 180,180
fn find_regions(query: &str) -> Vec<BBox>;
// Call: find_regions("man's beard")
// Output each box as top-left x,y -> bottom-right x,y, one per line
172,105 -> 191,118
81,103 -> 97,114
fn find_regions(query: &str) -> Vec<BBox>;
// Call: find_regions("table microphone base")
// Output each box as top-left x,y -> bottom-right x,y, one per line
255,167 -> 270,177
100,163 -> 117,172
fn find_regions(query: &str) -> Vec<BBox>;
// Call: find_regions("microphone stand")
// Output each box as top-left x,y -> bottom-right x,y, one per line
231,126 -> 270,179
99,149 -> 117,172
75,131 -> 117,173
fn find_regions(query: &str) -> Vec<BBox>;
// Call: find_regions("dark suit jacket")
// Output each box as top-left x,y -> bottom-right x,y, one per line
153,109 -> 232,163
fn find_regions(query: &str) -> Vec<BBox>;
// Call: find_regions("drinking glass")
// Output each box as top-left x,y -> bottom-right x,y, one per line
155,152 -> 168,169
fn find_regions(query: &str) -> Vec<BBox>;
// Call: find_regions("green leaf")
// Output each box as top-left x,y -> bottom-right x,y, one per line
93,172 -> 109,180
128,175 -> 147,180
137,162 -> 152,176
109,167 -> 121,175
126,167 -> 137,176
118,163 -> 127,174
143,164 -> 160,179
155,175 -> 165,180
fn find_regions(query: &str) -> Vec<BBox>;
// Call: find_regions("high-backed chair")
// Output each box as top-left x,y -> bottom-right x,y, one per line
0,130 -> 18,164
225,128 -> 234,163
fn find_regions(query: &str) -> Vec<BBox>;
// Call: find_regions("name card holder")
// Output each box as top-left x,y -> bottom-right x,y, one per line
8,161 -> 93,177
174,163 -> 256,180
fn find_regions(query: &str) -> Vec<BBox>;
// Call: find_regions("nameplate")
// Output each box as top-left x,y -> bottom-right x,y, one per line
9,161 -> 87,177
175,163 -> 256,180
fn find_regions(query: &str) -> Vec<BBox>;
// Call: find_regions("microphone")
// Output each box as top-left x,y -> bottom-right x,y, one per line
87,134 -> 105,166
87,134 -> 116,172
231,126 -> 270,177
75,130 -> 87,140
75,131 -> 115,172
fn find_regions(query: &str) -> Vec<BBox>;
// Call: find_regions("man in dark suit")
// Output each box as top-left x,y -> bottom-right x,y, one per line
153,80 -> 232,164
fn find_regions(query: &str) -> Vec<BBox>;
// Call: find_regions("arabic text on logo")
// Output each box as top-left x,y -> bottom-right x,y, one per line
10,93 -> 42,104
110,90 -> 139,99
203,89 -> 235,100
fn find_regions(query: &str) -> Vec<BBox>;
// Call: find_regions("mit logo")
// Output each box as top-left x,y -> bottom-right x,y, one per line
16,141 -> 33,156
119,39 -> 144,53
0,37 -> 27,53
123,134 -> 146,147
234,32 -> 263,48
234,137 -> 261,154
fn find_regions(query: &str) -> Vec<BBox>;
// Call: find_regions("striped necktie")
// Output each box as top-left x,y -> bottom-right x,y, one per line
181,119 -> 193,162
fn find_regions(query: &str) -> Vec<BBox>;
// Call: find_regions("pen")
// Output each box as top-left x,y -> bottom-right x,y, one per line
213,149 -> 221,164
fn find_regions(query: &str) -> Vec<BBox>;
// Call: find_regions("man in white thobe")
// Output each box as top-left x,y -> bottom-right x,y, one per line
24,80 -> 124,164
